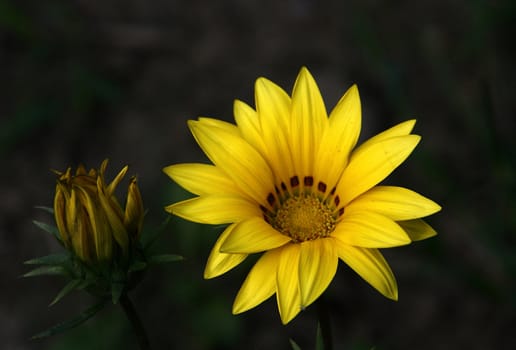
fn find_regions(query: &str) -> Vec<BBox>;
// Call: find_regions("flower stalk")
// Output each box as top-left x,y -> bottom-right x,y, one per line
120,293 -> 152,350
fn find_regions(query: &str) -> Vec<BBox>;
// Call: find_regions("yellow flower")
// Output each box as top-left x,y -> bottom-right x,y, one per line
164,67 -> 441,324
54,159 -> 144,266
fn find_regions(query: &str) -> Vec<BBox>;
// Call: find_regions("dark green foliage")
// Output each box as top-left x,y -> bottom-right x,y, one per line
24,212 -> 183,339
31,300 -> 108,340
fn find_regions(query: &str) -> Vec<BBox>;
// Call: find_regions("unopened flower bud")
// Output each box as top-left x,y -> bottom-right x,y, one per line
53,159 -> 144,267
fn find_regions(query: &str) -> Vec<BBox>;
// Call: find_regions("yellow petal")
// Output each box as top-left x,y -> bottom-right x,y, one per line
298,238 -> 338,308
66,188 -> 78,241
334,241 -> 398,300
232,248 -> 282,314
72,173 -> 96,188
97,178 -> 129,257
76,186 -> 112,261
347,186 -> 442,220
124,176 -> 144,238
204,224 -> 248,279
220,217 -> 291,254
54,185 -> 70,246
163,163 -> 240,196
166,195 -> 260,225
74,212 -> 93,263
197,117 -> 240,136
106,164 -> 128,196
338,135 -> 421,205
255,77 -> 295,184
354,119 -> 416,152
276,243 -> 302,324
255,77 -> 291,132
315,84 -> 361,190
75,164 -> 87,176
398,219 -> 438,241
234,99 -> 260,131
332,211 -> 410,248
189,119 -> 274,205
234,99 -> 266,155
290,67 -> 328,179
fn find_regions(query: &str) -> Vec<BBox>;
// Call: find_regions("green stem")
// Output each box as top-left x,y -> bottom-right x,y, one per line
120,293 -> 152,350
317,297 -> 333,350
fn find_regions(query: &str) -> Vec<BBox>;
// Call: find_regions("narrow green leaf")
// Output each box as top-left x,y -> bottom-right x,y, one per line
32,220 -> 61,243
289,339 -> 302,350
35,206 -> 54,214
31,299 -> 108,339
49,279 -> 83,306
24,253 -> 70,266
23,265 -> 68,278
147,254 -> 183,265
76,279 -> 94,290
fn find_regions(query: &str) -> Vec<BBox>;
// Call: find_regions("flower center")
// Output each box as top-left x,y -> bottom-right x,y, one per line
272,194 -> 336,242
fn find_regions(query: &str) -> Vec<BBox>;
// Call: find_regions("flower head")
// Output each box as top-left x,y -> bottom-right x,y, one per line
54,159 -> 144,267
164,67 -> 441,324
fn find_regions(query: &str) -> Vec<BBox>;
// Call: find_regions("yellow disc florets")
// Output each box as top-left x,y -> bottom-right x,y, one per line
272,194 -> 336,242
259,175 -> 344,242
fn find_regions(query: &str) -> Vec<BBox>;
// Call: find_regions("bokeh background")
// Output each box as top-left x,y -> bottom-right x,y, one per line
2,0 -> 516,349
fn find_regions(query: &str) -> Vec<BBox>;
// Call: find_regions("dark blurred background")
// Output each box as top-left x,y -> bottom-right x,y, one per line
2,0 -> 516,349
